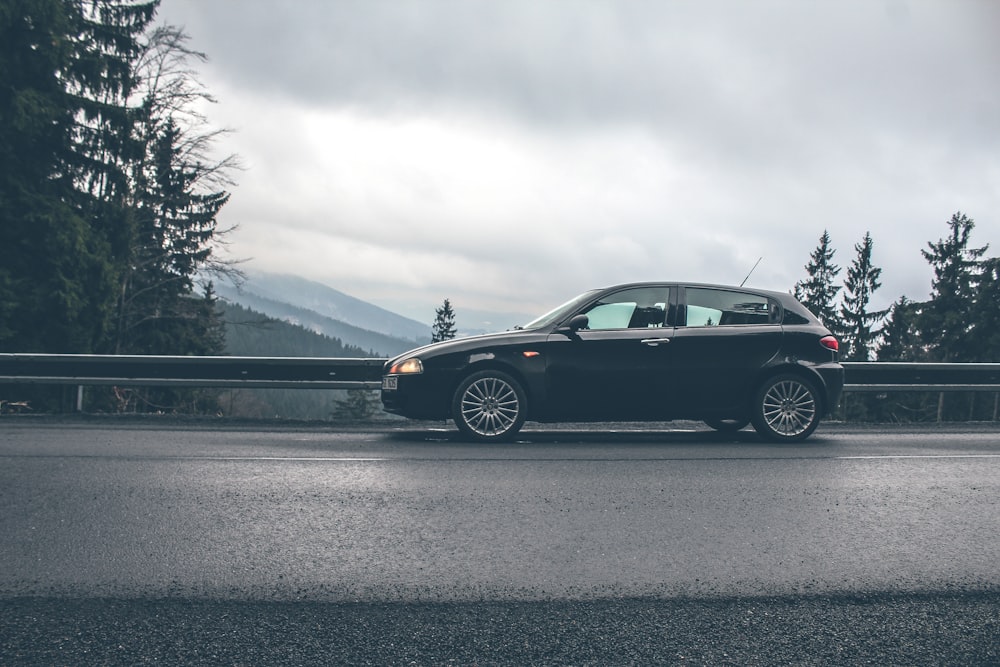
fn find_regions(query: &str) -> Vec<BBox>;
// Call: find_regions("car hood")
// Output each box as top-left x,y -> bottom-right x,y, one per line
385,329 -> 538,366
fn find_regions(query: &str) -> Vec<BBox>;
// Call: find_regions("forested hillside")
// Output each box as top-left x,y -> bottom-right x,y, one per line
220,301 -> 375,358
217,272 -> 431,343
216,289 -> 425,357
0,1 -> 240,412
214,301 -> 385,420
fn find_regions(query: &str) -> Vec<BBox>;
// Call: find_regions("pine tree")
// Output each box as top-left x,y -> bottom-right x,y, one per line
969,257 -> 1000,361
431,298 -> 457,342
877,297 -> 922,362
113,24 -> 236,355
918,212 -> 988,362
910,212 -> 990,422
65,0 -> 158,349
870,296 -> 938,423
0,0 -> 154,352
115,116 -> 230,353
1,3 -> 238,361
972,258 -> 1000,421
839,232 -> 888,361
793,230 -> 842,331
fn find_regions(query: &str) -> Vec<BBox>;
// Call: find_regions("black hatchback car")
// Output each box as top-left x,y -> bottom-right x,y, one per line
382,283 -> 843,442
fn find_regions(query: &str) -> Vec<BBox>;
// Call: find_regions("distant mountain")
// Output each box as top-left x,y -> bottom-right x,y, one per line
219,301 -> 372,358
227,272 -> 430,340
217,301 -> 381,420
215,272 -> 430,357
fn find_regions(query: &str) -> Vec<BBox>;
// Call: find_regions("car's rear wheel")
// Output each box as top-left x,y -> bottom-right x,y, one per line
452,370 -> 527,442
704,418 -> 750,432
751,374 -> 821,442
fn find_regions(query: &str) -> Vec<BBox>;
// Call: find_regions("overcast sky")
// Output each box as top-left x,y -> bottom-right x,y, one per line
157,0 -> 999,328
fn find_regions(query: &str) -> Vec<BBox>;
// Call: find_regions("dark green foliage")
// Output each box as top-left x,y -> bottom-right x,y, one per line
877,297 -> 923,362
858,298 -> 928,422
970,258 -> 1000,361
220,301 -> 371,358
113,116 -> 230,354
791,214 -> 999,423
1,1 -> 232,365
431,298 -> 457,342
1,1 -> 236,412
216,301 -> 382,420
110,24 -> 238,356
332,390 -> 381,420
836,232 -> 889,421
839,232 -> 888,361
0,0 -> 138,352
80,283 -> 227,414
793,230 -> 842,331
913,212 -> 994,421
917,212 -> 989,363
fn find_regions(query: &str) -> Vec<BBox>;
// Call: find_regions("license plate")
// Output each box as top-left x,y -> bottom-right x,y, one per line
381,376 -> 398,390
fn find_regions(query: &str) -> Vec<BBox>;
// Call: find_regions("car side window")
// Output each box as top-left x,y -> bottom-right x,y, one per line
582,287 -> 669,330
683,288 -> 778,327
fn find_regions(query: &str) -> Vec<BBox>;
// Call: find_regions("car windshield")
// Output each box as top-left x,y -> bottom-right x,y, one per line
519,290 -> 601,330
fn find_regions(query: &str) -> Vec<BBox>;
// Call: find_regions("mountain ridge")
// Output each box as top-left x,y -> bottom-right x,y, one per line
214,272 -> 430,357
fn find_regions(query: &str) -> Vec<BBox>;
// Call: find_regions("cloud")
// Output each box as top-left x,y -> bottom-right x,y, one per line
161,0 -> 1000,322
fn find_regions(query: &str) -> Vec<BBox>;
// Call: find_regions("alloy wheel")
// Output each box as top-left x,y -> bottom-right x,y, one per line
752,375 -> 821,441
453,371 -> 526,441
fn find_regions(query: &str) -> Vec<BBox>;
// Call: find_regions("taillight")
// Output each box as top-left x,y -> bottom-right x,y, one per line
819,336 -> 839,352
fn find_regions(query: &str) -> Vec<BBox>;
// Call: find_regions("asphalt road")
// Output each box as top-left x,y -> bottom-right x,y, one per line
2,418 -> 999,665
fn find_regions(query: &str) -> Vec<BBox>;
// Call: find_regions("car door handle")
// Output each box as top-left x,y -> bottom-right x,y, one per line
641,338 -> 671,346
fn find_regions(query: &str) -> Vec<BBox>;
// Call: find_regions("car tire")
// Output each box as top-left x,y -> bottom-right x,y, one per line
452,370 -> 527,442
704,418 -> 750,432
750,374 -> 822,442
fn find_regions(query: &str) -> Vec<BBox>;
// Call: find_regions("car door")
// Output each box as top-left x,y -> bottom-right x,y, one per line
543,286 -> 675,420
666,286 -> 783,417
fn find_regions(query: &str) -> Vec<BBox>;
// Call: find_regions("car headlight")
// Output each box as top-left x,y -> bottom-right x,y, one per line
388,358 -> 423,375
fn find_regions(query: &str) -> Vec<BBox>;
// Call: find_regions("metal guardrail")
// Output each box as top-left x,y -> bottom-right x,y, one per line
1,354 -> 999,393
0,353 -> 385,390
842,362 -> 1000,392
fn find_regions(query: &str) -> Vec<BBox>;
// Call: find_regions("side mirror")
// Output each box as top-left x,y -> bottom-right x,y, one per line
558,313 -> 589,333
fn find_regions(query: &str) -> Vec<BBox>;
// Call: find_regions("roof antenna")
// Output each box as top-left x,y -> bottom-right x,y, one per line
740,257 -> 762,287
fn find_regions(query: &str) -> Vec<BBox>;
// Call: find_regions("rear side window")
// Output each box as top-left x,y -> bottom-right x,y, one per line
782,310 -> 811,325
683,288 -> 779,326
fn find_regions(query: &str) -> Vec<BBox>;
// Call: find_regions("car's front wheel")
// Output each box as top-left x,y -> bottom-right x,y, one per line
750,374 -> 822,442
451,370 -> 527,442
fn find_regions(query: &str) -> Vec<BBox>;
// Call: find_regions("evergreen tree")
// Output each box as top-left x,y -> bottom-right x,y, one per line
972,258 -> 1000,421
113,24 -> 236,355
877,297 -> 923,362
839,232 -> 888,361
0,0 -> 153,352
793,230 -> 842,331
917,212 -> 988,362
969,257 -> 1000,361
64,0 -> 158,350
1,3 -> 236,361
867,296 -> 934,424
431,298 -> 457,342
114,116 -> 230,353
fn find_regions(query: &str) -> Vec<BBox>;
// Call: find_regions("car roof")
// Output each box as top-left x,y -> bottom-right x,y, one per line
595,282 -> 817,321
597,282 -> 794,301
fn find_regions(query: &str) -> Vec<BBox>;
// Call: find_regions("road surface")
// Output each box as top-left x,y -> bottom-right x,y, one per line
2,419 -> 998,664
